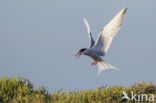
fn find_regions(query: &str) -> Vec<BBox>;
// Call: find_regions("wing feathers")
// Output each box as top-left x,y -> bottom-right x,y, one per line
83,18 -> 95,48
93,8 -> 127,54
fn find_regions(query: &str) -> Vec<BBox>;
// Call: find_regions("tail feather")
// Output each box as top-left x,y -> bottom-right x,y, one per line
97,61 -> 119,77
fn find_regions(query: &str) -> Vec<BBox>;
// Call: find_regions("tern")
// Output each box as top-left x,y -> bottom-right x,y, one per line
75,8 -> 127,76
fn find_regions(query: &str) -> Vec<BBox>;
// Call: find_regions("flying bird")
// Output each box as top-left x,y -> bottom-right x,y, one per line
75,8 -> 127,76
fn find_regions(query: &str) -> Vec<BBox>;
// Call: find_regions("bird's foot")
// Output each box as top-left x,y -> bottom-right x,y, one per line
91,61 -> 97,66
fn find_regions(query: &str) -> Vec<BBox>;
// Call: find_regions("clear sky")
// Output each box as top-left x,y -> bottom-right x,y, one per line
0,0 -> 156,93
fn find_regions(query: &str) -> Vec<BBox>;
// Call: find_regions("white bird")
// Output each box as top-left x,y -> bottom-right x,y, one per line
75,8 -> 127,76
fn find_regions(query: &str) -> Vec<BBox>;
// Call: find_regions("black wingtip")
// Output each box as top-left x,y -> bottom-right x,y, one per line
123,7 -> 128,14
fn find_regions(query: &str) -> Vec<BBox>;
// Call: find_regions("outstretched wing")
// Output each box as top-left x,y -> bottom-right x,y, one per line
83,17 -> 95,48
92,8 -> 127,56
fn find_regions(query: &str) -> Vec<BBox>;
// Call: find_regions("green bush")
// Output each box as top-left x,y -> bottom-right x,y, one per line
0,76 -> 155,103
0,76 -> 50,103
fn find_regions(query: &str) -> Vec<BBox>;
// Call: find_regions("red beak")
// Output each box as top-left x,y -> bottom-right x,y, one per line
75,52 -> 82,59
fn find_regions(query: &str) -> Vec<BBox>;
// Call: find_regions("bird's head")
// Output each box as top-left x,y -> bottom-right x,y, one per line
75,48 -> 87,59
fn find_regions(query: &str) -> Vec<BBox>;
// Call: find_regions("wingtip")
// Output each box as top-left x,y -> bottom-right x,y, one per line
123,7 -> 128,14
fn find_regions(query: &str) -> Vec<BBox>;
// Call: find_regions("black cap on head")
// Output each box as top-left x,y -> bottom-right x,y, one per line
79,48 -> 87,52
75,48 -> 87,58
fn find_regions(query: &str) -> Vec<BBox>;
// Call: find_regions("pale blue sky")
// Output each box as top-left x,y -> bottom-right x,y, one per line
0,0 -> 156,93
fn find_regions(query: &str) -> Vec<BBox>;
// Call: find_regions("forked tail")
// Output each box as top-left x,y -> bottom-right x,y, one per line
97,60 -> 119,77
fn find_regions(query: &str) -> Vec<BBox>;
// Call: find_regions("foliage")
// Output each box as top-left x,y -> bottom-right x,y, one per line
0,76 -> 155,103
0,76 -> 49,103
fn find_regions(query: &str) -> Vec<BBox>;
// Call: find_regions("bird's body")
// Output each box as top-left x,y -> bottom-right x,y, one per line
76,8 -> 127,76
84,49 -> 103,61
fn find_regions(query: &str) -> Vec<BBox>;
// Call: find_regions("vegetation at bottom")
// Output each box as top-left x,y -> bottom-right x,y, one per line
0,76 -> 155,103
